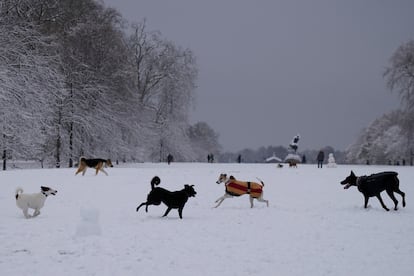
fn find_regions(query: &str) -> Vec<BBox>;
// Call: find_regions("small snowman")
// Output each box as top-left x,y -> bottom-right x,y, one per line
327,153 -> 337,168
75,207 -> 102,237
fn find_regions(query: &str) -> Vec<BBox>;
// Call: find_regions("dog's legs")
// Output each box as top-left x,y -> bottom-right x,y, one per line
178,207 -> 184,219
136,202 -> 147,212
249,196 -> 254,208
214,198 -> 225,208
22,209 -> 31,219
214,196 -> 222,203
100,168 -> 108,176
394,188 -> 406,207
162,207 -> 172,217
364,196 -> 369,209
214,194 -> 231,208
393,176 -> 406,207
376,195 -> 389,211
33,209 -> 40,217
256,195 -> 269,207
75,166 -> 85,175
82,168 -> 87,176
386,189 -> 399,210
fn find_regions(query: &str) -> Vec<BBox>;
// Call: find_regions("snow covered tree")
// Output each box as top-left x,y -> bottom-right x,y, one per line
384,39 -> 414,164
0,0 -> 209,165
384,40 -> 414,111
0,22 -> 64,169
57,4 -> 128,166
346,110 -> 409,164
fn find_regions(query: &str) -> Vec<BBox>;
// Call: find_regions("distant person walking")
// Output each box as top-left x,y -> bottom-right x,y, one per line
167,154 -> 174,165
207,154 -> 215,163
317,150 -> 324,168
237,154 -> 242,163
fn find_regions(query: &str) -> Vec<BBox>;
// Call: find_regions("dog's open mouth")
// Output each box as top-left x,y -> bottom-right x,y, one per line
343,184 -> 351,189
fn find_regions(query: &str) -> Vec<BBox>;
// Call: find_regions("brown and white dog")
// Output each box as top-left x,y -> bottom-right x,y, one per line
75,157 -> 113,176
15,186 -> 57,218
215,173 -> 269,208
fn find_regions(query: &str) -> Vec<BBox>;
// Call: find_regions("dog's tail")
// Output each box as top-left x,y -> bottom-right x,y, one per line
150,176 -> 161,190
15,187 -> 23,200
256,177 -> 265,187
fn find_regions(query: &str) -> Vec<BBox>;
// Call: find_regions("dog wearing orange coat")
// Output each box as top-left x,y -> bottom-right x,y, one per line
214,173 -> 269,208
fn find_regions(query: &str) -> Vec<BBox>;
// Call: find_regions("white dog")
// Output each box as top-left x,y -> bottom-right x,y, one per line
15,186 -> 57,218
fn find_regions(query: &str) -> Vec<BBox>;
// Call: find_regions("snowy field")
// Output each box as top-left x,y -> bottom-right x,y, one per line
0,162 -> 413,276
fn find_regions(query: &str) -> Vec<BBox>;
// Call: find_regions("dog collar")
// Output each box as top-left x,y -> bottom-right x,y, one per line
356,176 -> 366,187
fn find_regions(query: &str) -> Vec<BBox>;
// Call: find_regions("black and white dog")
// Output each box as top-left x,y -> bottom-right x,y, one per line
136,176 -> 196,219
15,186 -> 57,218
340,171 -> 406,211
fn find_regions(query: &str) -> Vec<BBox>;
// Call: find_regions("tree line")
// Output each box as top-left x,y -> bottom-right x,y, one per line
0,0 -> 221,169
218,145 -> 346,164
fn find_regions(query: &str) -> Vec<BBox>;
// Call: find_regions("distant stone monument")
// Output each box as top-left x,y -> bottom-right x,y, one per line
284,134 -> 301,166
327,153 -> 337,168
289,135 -> 300,153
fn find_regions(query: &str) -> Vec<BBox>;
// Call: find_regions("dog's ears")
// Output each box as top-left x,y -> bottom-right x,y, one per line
41,186 -> 50,191
350,171 -> 355,177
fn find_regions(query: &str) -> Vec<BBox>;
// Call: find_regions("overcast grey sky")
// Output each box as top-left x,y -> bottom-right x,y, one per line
104,0 -> 413,151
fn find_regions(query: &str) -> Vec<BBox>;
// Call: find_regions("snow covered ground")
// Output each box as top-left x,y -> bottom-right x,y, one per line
0,162 -> 413,276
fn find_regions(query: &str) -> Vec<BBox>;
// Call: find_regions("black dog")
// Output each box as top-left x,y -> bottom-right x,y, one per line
340,171 -> 406,211
136,176 -> 196,219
